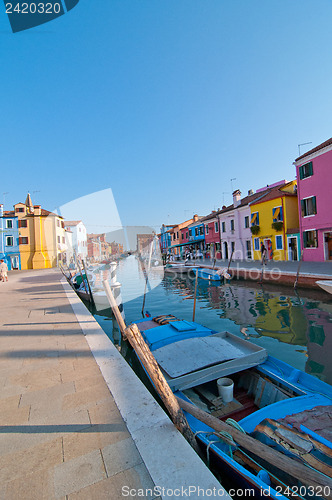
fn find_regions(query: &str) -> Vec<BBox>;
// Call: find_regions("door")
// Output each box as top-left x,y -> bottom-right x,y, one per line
288,237 -> 298,261
223,242 -> 228,260
264,239 -> 273,260
325,232 -> 332,260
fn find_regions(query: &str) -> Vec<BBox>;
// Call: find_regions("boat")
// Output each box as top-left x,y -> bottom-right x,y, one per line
192,267 -> 231,281
316,280 -> 332,295
132,315 -> 332,499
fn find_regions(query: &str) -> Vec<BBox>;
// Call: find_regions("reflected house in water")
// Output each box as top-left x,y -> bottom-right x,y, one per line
303,302 -> 332,383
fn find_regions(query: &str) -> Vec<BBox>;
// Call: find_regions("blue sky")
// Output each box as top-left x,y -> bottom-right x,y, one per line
1,0 -> 332,231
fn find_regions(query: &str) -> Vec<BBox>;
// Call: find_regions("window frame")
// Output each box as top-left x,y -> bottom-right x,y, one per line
254,237 -> 260,251
299,161 -> 313,180
6,235 -> 14,246
303,229 -> 318,248
301,196 -> 317,217
275,235 -> 283,250
244,216 -> 249,228
214,222 -> 219,233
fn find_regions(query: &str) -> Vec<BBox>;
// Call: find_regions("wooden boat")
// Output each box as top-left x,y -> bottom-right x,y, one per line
192,267 -> 231,281
316,280 -> 332,295
133,316 -> 332,499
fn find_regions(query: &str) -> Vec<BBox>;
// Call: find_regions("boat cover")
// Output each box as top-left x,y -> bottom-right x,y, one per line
153,335 -> 246,378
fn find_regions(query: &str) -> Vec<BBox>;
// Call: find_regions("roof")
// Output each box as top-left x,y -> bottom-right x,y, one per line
295,137 -> 332,162
203,187 -> 275,219
250,182 -> 296,206
64,220 -> 82,226
3,211 -> 15,217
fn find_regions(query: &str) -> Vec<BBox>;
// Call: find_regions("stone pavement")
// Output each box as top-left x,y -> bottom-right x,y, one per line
174,257 -> 332,277
0,269 -> 226,500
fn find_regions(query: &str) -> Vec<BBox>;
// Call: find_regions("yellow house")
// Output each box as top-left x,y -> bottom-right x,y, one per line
250,180 -> 299,261
15,194 -> 66,270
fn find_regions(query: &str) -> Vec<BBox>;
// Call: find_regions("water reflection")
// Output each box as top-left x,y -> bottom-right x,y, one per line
161,275 -> 332,385
91,257 -> 332,386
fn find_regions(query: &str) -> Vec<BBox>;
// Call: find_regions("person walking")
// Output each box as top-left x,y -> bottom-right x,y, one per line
0,259 -> 8,282
260,243 -> 267,265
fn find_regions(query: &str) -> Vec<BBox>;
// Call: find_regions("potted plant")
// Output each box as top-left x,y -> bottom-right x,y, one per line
271,221 -> 283,232
250,225 -> 260,235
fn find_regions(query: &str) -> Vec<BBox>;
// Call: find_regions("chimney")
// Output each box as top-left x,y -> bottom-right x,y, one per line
248,189 -> 254,196
33,205 -> 41,215
193,214 -> 199,222
232,189 -> 241,208
0,204 -> 3,217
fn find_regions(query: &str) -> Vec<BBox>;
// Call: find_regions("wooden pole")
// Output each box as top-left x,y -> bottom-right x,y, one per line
124,323 -> 200,453
227,249 -> 234,274
102,281 -> 200,453
82,259 -> 95,306
192,269 -> 198,322
294,250 -> 303,289
141,238 -> 154,317
176,396 -> 332,496
103,280 -> 127,335
74,251 -> 89,298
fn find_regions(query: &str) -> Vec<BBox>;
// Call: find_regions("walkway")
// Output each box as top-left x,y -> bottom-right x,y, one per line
0,269 -> 226,499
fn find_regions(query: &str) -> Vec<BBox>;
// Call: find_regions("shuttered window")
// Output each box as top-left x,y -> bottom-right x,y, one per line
301,196 -> 317,217
303,230 -> 318,248
251,212 -> 259,226
272,206 -> 283,222
299,161 -> 313,180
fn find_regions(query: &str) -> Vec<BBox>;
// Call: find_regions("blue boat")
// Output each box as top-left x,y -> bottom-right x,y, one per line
134,316 -> 332,499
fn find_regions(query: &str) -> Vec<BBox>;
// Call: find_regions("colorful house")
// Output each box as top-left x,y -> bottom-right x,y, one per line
217,189 -> 273,261
186,217 -> 205,257
15,193 -> 67,270
64,220 -> 87,260
294,137 -> 332,261
159,224 -> 176,254
201,212 -> 221,259
0,204 -> 21,270
250,180 -> 299,261
168,216 -> 199,258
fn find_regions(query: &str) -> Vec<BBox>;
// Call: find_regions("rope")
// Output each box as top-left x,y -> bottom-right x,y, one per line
225,418 -> 246,434
194,430 -> 237,462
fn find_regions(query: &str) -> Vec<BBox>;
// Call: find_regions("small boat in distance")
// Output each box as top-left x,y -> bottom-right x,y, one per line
316,280 -> 332,295
133,315 -> 332,499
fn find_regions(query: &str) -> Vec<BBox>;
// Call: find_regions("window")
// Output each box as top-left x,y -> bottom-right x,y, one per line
275,235 -> 283,250
189,229 -> 192,237
195,228 -> 199,236
231,242 -> 235,253
205,225 -> 209,235
251,212 -> 259,226
19,237 -> 29,244
303,230 -> 318,248
244,216 -> 249,228
6,236 -> 13,246
186,232 -> 188,238
301,196 -> 317,217
230,219 -> 235,232
272,206 -> 283,222
18,220 -> 27,228
176,232 -> 179,239
57,220 -> 60,227
199,226 -> 204,235
214,222 -> 219,233
16,207 -> 24,213
254,238 -> 260,251
215,242 -> 221,251
299,161 -> 313,180
6,219 -> 13,229
57,236 -> 61,243
181,233 -> 184,240
222,222 -> 226,233
246,240 -> 252,259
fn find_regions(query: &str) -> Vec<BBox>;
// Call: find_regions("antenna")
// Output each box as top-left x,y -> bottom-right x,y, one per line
298,142 -> 312,156
230,178 -> 236,192
2,192 -> 9,207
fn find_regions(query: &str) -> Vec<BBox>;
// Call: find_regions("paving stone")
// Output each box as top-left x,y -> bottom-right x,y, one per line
67,462 -> 156,500
0,437 -> 63,483
102,437 -> 143,477
0,405 -> 30,425
62,383 -> 111,411
63,423 -> 130,461
53,449 -> 106,498
2,468 -> 55,500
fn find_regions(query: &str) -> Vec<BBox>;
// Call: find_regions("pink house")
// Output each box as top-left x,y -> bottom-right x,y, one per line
201,212 -> 221,259
294,138 -> 332,261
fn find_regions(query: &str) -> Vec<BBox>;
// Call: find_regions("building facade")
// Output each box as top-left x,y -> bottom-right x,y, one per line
64,221 -> 88,260
0,205 -> 21,270
294,138 -> 332,261
250,181 -> 299,261
15,194 -> 66,270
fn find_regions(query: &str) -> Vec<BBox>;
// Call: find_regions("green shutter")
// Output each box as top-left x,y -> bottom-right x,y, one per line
301,200 -> 305,217
309,161 -> 313,176
299,165 -> 304,180
312,196 -> 317,214
303,232 -> 307,248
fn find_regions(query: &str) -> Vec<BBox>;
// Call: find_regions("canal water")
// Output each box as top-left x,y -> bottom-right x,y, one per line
92,256 -> 332,386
